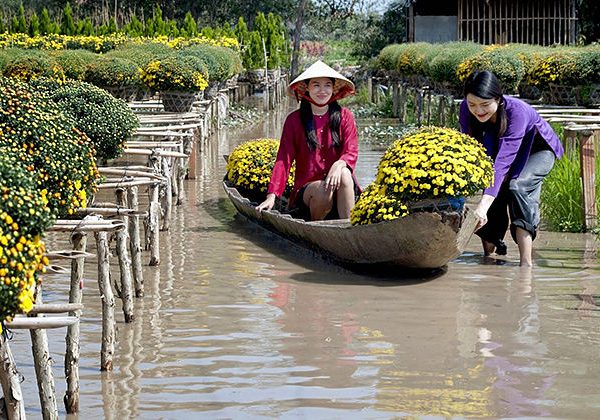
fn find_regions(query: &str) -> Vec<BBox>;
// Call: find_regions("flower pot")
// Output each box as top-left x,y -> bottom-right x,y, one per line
102,85 -> 137,102
225,74 -> 239,88
518,83 -> 542,101
246,69 -> 266,85
576,83 -> 600,107
160,91 -> 197,113
204,81 -> 220,99
267,68 -> 280,83
544,84 -> 577,106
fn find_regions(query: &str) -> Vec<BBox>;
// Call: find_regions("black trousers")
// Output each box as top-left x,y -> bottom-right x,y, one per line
476,149 -> 556,244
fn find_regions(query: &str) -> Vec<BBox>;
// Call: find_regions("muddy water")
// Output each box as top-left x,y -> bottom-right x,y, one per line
10,99 -> 600,418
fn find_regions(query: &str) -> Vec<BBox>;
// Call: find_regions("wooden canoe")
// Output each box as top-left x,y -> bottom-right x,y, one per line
223,181 -> 478,269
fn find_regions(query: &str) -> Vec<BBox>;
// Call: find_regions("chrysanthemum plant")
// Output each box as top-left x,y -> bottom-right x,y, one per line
351,126 -> 493,226
226,138 -> 295,202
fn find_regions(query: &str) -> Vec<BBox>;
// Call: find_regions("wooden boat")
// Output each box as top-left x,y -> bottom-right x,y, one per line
223,181 -> 478,269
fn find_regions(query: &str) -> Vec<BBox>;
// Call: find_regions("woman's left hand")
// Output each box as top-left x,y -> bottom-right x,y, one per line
324,160 -> 346,191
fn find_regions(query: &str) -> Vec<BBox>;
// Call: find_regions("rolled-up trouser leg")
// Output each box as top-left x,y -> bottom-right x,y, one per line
508,149 -> 556,242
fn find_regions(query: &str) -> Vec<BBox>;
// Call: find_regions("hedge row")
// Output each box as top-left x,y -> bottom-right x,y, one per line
375,42 -> 600,96
0,38 -> 243,94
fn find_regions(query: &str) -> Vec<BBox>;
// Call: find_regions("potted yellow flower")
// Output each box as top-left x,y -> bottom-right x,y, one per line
351,126 -> 493,226
225,138 -> 294,204
140,54 -> 209,113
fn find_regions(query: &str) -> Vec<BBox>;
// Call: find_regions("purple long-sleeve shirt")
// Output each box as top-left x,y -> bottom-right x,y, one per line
459,95 -> 564,197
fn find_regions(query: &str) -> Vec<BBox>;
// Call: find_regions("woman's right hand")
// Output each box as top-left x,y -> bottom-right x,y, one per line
474,194 -> 494,231
256,193 -> 276,212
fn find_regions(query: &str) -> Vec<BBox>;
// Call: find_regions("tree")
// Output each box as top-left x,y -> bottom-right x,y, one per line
13,4 -> 27,33
28,11 -> 40,36
39,7 -> 53,35
312,0 -> 372,20
578,0 -> 600,43
291,0 -> 308,78
60,2 -> 75,35
181,11 -> 197,37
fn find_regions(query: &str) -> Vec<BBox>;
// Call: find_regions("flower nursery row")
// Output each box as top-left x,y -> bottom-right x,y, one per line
0,9 -> 291,73
0,41 -> 245,100
0,74 -> 139,329
375,42 -> 600,106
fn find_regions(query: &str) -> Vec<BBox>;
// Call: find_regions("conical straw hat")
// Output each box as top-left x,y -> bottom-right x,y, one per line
288,60 -> 355,101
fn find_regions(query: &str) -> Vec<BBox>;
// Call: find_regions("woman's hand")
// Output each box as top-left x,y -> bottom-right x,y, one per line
474,194 -> 494,231
256,193 -> 276,212
324,160 -> 347,191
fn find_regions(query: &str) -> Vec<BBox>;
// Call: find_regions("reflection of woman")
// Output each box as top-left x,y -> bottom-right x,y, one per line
459,71 -> 564,266
256,60 -> 360,220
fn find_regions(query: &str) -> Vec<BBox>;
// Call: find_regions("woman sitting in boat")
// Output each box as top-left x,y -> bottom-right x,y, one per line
256,60 -> 360,221
459,70 -> 564,266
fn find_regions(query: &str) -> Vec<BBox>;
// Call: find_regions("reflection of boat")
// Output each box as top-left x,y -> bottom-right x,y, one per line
223,181 -> 478,269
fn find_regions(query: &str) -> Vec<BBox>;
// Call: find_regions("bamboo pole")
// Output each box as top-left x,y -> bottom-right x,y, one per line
8,317 -> 79,329
64,232 -> 86,414
46,250 -> 94,261
146,183 -> 160,266
127,186 -> 144,297
123,148 -> 188,158
0,335 -> 26,419
161,156 -> 172,232
97,179 -> 162,189
95,231 -> 116,371
75,207 -> 147,217
29,304 -> 84,315
29,284 -> 59,420
98,168 -> 165,179
115,188 -> 134,323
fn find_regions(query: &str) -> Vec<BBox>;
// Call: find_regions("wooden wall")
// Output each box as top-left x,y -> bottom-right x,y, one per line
457,0 -> 577,45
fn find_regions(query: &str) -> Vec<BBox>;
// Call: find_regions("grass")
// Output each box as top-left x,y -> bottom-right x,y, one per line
541,148 -> 600,232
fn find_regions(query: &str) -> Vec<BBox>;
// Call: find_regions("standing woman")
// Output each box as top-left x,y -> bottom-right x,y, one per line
459,70 -> 564,266
256,60 -> 360,220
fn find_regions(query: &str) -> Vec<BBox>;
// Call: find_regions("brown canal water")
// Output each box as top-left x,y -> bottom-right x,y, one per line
11,99 -> 600,418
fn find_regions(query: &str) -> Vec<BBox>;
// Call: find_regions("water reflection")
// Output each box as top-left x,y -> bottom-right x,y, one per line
6,99 -> 600,418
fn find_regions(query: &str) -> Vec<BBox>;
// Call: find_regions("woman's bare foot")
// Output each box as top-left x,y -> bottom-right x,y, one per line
481,239 -> 496,256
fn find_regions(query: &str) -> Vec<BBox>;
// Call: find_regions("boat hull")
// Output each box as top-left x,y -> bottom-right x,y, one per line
223,182 -> 477,269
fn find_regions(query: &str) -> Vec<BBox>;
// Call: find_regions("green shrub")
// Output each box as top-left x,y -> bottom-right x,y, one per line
0,76 -> 99,217
529,49 -> 578,87
424,42 -> 483,91
84,55 -> 141,88
109,42 -> 174,67
0,153 -> 49,328
0,48 -> 64,81
377,44 -> 402,71
180,44 -> 241,82
32,78 -> 138,161
457,45 -> 525,93
140,54 -> 209,92
572,47 -> 600,85
396,42 -> 437,78
52,49 -> 97,80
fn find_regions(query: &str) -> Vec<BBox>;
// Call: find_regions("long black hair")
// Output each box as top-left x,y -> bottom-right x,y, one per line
299,78 -> 342,151
463,70 -> 507,138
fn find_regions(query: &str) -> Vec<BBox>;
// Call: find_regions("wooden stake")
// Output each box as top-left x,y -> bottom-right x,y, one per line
579,130 -> 598,231
161,156 -> 172,232
95,231 -> 115,371
64,232 -> 86,413
127,186 -> 144,297
147,183 -> 160,266
0,335 -> 26,419
29,284 -> 59,420
115,188 -> 134,323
